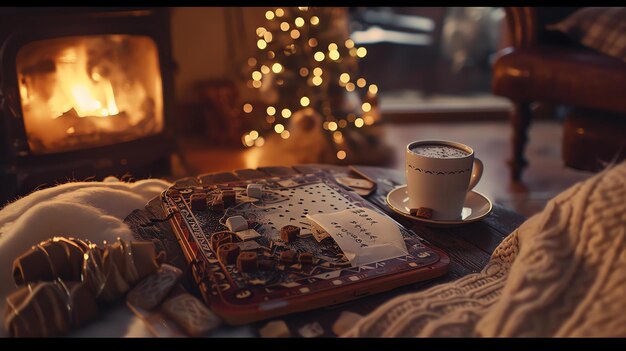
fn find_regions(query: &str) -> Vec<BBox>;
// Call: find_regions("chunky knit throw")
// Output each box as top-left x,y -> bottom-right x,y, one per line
344,161 -> 626,337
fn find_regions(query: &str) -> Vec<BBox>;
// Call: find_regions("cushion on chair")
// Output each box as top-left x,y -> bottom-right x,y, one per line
492,46 -> 626,114
547,7 -> 626,63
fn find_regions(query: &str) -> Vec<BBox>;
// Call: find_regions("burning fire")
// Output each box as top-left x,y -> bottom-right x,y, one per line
17,35 -> 164,153
70,79 -> 119,117
54,47 -> 119,119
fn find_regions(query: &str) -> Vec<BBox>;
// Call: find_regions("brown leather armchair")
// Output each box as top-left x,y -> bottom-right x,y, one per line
493,7 -> 626,181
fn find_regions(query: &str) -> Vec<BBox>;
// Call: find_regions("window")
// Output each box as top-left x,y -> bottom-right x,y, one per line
349,7 -> 510,119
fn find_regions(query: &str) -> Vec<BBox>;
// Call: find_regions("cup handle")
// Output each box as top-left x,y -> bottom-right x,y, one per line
467,157 -> 483,192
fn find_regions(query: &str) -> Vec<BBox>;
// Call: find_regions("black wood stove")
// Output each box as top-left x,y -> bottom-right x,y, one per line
0,7 -> 177,203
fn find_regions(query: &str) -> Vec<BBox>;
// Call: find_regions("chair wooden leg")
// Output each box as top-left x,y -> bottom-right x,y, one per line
509,101 -> 532,182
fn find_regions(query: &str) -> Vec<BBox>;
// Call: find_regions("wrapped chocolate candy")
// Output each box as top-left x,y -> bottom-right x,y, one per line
82,238 -> 165,302
161,293 -> 221,336
4,281 -> 98,337
126,264 -> 183,310
5,236 -> 168,337
12,237 -> 91,285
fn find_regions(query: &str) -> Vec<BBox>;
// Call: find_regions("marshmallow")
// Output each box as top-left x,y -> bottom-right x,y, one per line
246,184 -> 263,199
225,216 -> 248,232
234,229 -> 261,241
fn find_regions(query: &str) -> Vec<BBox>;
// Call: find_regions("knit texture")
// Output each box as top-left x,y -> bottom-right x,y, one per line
344,161 -> 626,337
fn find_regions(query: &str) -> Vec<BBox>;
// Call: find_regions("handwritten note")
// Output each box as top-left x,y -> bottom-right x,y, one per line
307,207 -> 408,267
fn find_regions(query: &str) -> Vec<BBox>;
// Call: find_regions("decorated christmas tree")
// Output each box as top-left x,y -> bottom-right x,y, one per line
240,7 -> 385,163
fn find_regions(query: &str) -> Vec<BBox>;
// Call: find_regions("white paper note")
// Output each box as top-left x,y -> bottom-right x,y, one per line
307,207 -> 408,267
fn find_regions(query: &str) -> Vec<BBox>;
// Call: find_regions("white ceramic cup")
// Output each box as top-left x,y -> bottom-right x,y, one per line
405,140 -> 483,220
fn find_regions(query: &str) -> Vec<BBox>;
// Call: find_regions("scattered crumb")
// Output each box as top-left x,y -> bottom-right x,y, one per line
259,320 -> 290,338
298,321 -> 324,338
332,311 -> 363,335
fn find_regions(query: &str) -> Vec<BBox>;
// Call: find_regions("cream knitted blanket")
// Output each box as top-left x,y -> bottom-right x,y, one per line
344,161 -> 626,337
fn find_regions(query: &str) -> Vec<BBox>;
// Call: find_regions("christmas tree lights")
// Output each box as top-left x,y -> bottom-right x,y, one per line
240,7 -> 378,160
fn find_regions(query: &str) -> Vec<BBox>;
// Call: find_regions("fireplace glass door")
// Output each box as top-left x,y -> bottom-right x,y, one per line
16,34 -> 164,154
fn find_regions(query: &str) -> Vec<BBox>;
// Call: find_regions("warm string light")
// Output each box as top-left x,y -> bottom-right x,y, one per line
242,7 -> 379,159
339,73 -> 350,84
333,131 -> 343,143
242,130 -> 264,147
368,84 -> 378,95
272,63 -> 283,73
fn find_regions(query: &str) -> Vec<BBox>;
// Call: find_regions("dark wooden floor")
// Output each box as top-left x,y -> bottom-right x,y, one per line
176,119 -> 593,218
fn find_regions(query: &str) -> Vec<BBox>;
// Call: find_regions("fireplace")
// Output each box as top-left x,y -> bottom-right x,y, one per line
0,8 -> 176,202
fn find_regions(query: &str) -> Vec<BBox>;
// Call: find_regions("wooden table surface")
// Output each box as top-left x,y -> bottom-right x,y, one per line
124,164 -> 526,337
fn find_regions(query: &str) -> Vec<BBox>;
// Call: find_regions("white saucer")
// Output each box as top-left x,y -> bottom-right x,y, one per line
386,185 -> 493,227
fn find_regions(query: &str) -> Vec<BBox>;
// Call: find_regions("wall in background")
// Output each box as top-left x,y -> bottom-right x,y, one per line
170,7 -> 266,103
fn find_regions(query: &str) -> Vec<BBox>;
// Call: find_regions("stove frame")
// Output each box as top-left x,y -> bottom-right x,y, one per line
0,7 -> 177,203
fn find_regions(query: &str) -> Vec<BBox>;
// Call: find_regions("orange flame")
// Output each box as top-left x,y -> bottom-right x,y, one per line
57,47 -> 119,118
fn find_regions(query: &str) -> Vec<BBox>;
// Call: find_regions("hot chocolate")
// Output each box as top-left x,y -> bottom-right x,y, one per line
410,144 -> 469,159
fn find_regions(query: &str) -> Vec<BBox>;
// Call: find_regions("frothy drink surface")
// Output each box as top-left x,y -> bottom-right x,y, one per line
411,144 -> 469,159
